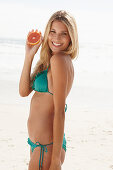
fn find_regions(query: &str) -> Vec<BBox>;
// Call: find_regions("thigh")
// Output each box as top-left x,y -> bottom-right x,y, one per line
61,148 -> 66,165
28,144 -> 53,170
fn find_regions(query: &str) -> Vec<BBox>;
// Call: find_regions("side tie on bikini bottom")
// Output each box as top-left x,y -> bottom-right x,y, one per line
27,138 -> 53,170
65,104 -> 67,112
27,104 -> 67,169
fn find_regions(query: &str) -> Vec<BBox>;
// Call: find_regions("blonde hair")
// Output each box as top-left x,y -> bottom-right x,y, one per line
30,10 -> 79,85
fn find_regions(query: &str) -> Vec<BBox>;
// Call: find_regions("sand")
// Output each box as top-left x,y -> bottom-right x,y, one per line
0,71 -> 113,170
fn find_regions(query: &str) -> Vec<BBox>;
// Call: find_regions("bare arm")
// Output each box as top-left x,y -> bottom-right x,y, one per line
19,55 -> 33,97
19,29 -> 43,97
50,54 -> 68,166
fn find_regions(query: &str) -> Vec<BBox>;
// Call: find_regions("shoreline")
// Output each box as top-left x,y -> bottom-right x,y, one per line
0,71 -> 113,170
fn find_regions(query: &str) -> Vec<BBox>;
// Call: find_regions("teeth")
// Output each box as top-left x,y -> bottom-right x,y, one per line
52,42 -> 61,46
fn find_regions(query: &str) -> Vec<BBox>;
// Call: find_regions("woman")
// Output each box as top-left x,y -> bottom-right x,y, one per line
19,10 -> 79,170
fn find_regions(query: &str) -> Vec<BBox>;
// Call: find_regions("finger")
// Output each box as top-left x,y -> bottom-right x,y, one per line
26,39 -> 29,44
39,37 -> 43,45
41,35 -> 44,41
27,29 -> 33,40
38,36 -> 43,45
27,31 -> 31,38
39,31 -> 41,34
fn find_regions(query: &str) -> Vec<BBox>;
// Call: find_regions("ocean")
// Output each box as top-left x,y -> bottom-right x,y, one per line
0,37 -> 113,82
0,9 -> 113,170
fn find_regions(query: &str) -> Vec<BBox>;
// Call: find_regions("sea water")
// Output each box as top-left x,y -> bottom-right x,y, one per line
0,10 -> 113,170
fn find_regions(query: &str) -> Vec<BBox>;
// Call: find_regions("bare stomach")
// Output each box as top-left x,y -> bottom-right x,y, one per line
27,92 -> 54,144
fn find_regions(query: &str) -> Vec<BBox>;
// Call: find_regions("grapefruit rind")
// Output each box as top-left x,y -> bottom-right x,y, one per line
27,31 -> 41,45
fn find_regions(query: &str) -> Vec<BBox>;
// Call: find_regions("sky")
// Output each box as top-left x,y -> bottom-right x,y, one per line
1,0 -> 113,12
0,0 -> 113,43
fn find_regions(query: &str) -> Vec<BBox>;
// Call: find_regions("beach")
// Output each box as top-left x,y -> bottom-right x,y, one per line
0,0 -> 113,169
0,58 -> 113,170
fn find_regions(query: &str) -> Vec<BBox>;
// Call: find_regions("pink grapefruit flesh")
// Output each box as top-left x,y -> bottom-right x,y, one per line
27,31 -> 41,45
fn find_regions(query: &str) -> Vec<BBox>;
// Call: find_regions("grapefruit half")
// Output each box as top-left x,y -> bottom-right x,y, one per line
27,31 -> 41,45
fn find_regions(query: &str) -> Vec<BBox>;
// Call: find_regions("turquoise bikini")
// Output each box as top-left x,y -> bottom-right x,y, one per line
28,64 -> 67,170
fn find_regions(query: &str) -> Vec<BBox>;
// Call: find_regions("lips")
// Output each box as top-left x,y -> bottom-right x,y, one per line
52,42 -> 62,47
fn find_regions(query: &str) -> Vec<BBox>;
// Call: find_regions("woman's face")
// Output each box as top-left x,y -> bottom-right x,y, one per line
48,20 -> 71,55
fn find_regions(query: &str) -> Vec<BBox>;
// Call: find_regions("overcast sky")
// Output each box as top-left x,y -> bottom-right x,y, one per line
0,0 -> 113,43
0,0 -> 113,12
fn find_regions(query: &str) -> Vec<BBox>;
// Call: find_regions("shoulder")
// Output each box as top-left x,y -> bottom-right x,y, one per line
50,54 -> 69,101
50,54 -> 74,98
50,53 -> 70,71
50,54 -> 69,86
50,53 -> 74,77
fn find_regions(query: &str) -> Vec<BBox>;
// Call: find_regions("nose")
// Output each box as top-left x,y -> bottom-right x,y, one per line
53,34 -> 61,41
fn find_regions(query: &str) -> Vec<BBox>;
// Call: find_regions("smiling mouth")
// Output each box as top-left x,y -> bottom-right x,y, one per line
52,42 -> 62,47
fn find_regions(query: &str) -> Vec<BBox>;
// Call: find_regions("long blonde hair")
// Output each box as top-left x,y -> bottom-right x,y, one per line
30,10 -> 79,85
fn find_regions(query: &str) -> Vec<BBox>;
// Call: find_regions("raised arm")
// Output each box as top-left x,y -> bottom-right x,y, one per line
19,30 -> 43,97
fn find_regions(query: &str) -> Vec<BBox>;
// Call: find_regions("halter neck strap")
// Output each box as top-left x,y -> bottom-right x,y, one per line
46,64 -> 50,71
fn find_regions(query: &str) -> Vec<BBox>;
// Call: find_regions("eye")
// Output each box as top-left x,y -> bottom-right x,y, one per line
50,30 -> 56,34
62,32 -> 67,36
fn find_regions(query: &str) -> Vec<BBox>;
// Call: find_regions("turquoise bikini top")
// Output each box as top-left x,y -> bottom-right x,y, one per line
32,64 -> 53,95
32,64 -> 67,112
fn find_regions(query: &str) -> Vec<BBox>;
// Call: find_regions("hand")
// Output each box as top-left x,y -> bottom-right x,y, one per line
25,29 -> 43,61
49,161 -> 61,170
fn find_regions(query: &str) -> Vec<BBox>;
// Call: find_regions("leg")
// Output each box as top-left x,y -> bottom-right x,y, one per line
61,148 -> 66,165
28,144 -> 53,170
30,147 -> 32,159
27,136 -> 66,170
61,133 -> 66,165
28,147 -> 66,170
28,147 -> 39,170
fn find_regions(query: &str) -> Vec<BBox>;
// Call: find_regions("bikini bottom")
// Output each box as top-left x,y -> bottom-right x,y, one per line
27,133 -> 66,170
